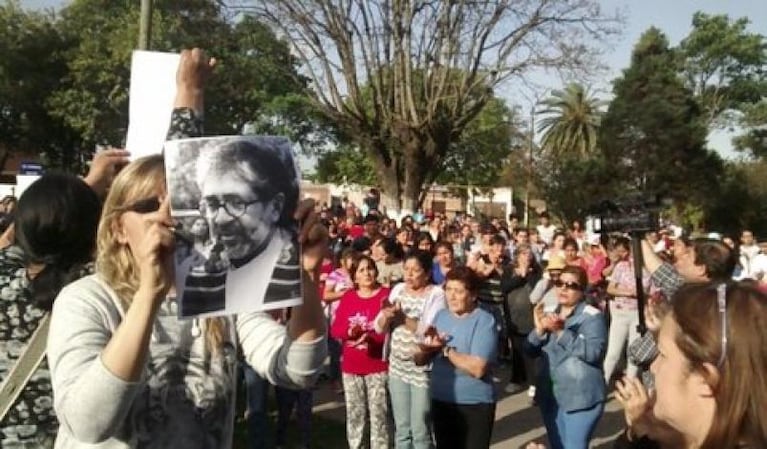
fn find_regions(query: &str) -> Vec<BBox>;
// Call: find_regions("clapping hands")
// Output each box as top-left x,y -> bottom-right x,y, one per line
615,376 -> 654,438
419,325 -> 449,352
533,303 -> 565,336
380,300 -> 404,328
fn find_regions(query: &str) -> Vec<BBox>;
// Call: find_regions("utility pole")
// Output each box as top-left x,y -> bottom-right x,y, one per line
138,0 -> 153,50
524,105 -> 535,229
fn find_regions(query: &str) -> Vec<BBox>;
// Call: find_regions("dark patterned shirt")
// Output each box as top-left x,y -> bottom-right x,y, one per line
627,262 -> 685,387
0,247 -> 58,448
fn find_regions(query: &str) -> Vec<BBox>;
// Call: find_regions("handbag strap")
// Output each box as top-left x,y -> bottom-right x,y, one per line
0,313 -> 50,422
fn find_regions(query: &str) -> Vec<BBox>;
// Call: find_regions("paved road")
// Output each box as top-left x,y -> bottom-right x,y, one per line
312,365 -> 625,449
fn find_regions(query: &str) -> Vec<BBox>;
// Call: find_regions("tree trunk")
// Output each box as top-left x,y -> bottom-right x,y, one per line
402,137 -> 428,215
366,140 -> 403,216
0,148 -> 9,177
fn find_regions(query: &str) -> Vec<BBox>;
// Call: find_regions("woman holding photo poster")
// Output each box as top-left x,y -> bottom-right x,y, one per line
46,49 -> 328,449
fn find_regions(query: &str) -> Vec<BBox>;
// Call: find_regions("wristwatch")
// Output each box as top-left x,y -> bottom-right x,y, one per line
442,346 -> 454,358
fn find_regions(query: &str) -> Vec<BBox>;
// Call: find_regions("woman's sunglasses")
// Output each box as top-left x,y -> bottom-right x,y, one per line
553,280 -> 582,291
119,196 -> 161,214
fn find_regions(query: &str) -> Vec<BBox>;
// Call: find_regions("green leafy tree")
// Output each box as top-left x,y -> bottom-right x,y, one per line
0,1 -> 78,171
538,83 -> 605,158
599,27 -> 723,207
679,12 -> 767,128
535,154 -> 617,225
314,144 -> 377,186
46,0 -> 317,170
436,97 -> 524,192
706,161 -> 767,236
733,100 -> 767,158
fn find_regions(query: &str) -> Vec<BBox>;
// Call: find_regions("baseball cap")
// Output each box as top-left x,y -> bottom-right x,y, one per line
546,256 -> 566,271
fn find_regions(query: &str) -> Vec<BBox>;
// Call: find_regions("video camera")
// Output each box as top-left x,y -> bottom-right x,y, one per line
589,194 -> 663,234
587,193 -> 668,337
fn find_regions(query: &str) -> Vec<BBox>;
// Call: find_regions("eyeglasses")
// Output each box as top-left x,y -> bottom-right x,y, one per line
119,196 -> 161,214
716,283 -> 728,368
200,197 -> 260,218
554,280 -> 582,291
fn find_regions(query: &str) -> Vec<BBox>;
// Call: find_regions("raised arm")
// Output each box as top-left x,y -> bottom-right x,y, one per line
166,48 -> 214,140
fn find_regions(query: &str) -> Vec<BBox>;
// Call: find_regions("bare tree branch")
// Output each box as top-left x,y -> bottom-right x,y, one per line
228,0 -> 621,210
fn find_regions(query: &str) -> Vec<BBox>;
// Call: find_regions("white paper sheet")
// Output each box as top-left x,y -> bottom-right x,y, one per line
15,175 -> 41,197
124,50 -> 180,159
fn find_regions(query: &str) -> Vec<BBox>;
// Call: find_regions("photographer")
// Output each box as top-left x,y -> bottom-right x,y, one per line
628,235 -> 735,374
612,235 -> 736,447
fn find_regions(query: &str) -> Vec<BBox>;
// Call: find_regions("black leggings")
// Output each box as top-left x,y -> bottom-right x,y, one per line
432,399 -> 496,449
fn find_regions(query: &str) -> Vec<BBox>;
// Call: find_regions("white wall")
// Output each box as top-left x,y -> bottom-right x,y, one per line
0,184 -> 16,199
467,187 -> 514,219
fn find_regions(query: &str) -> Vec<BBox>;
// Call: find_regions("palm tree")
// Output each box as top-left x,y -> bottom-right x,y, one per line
537,83 -> 605,158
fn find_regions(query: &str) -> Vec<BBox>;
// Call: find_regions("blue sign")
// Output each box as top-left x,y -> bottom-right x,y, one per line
19,162 -> 44,176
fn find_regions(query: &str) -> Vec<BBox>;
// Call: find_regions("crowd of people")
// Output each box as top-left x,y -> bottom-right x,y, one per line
315,194 -> 766,449
0,47 -> 764,449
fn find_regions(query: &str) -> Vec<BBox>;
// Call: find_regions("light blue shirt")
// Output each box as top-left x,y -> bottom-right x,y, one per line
430,307 -> 497,404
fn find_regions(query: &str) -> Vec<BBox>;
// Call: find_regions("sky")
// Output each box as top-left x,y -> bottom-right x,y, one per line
20,0 -> 767,159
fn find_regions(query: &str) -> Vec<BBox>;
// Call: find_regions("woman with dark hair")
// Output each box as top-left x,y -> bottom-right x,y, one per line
502,243 -> 542,395
376,250 -> 445,449
330,255 -> 391,449
613,282 -> 767,449
415,231 -> 435,254
0,173 -> 103,448
377,238 -> 404,288
563,237 -> 587,270
525,265 -> 607,449
542,231 -> 567,265
432,241 -> 456,286
604,237 -> 651,385
414,266 -> 498,449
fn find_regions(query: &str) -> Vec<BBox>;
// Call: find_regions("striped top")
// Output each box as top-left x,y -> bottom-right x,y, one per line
478,255 -> 507,304
387,283 -> 446,388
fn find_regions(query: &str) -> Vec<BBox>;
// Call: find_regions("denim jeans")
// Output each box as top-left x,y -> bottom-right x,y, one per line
539,395 -> 604,449
388,375 -> 433,449
243,365 -> 270,449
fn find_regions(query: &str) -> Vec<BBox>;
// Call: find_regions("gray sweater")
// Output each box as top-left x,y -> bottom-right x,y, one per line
47,274 -> 326,449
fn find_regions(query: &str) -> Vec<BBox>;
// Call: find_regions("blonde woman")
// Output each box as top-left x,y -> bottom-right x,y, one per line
46,49 -> 327,449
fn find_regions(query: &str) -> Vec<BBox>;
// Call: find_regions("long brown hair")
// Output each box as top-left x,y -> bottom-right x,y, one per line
96,155 -> 226,354
672,282 -> 767,449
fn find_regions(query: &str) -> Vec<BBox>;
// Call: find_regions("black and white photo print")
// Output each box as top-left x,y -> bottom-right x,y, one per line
164,136 -> 302,318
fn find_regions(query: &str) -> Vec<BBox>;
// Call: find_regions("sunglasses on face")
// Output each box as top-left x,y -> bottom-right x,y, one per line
120,196 -> 161,214
554,280 -> 582,291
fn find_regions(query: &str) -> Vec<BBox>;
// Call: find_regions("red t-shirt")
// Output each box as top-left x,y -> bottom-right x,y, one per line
348,224 -> 365,239
330,287 -> 390,375
586,255 -> 607,285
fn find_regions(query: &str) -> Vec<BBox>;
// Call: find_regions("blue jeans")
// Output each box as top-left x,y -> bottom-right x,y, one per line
389,375 -> 433,449
539,396 -> 604,449
243,365 -> 270,449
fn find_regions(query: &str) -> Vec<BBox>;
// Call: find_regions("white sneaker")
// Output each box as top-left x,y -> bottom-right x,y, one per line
527,386 -> 536,398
